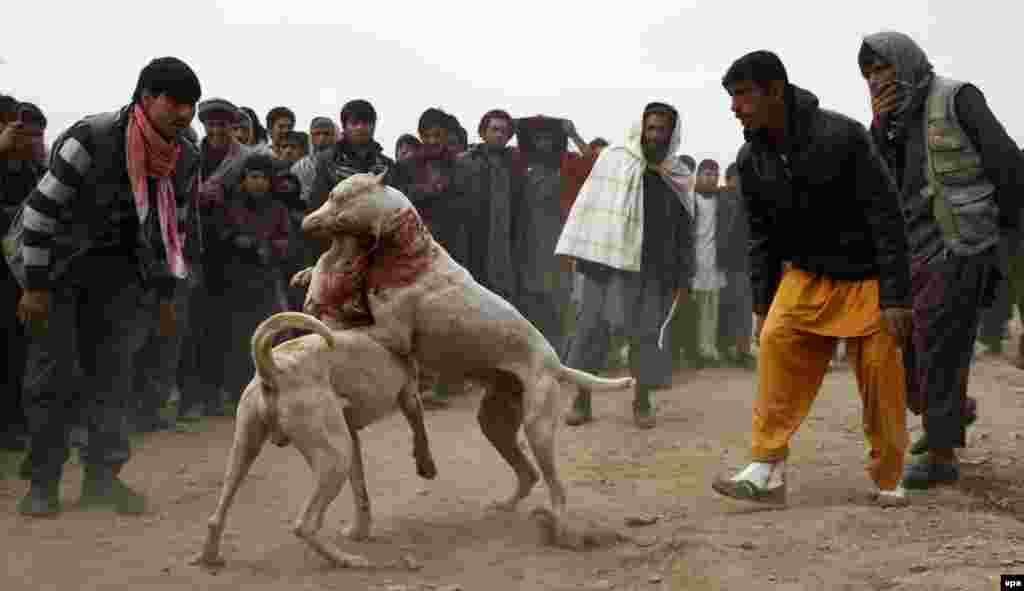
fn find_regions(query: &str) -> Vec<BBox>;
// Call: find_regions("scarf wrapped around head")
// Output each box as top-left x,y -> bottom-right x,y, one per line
860,32 -> 934,141
555,102 -> 693,272
126,103 -> 187,278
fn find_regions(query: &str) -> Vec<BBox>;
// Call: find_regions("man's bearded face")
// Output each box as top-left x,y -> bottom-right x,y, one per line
642,112 -> 674,163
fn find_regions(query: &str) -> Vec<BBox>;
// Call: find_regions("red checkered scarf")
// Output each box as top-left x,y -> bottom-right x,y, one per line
126,103 -> 187,278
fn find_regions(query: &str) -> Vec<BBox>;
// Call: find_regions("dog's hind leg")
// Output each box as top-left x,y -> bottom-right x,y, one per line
523,375 -> 580,549
291,394 -> 371,568
341,409 -> 372,541
398,377 -> 437,480
192,389 -> 268,568
478,375 -> 539,511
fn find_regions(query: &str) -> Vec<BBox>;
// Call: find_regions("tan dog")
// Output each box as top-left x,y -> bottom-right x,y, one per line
300,173 -> 637,548
192,312 -> 436,569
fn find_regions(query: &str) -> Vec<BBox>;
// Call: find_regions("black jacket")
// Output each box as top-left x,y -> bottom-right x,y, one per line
305,139 -> 394,213
737,84 -> 911,313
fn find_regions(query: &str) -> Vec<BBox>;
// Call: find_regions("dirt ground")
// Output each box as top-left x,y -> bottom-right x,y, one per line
3,347 -> 1024,591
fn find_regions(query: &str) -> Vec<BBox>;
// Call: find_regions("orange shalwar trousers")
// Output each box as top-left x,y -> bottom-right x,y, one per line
751,266 -> 908,490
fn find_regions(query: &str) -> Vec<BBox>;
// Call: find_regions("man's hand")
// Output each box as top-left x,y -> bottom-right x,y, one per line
17,289 -> 51,330
674,287 -> 689,304
158,300 -> 177,338
871,80 -> 904,116
695,178 -> 720,195
558,255 -> 576,273
881,306 -> 913,345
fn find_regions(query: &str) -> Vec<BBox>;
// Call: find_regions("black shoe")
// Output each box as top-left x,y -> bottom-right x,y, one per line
633,389 -> 656,429
909,413 -> 977,455
902,458 -> 960,490
177,405 -> 204,422
17,481 -> 61,517
80,470 -> 146,515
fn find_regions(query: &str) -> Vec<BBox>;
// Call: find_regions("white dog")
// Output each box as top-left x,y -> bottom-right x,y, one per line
299,173 -> 637,548
192,312 -> 435,569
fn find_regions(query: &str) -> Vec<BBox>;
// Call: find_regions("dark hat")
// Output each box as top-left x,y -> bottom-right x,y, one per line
132,57 -> 201,105
698,159 -> 720,174
478,109 -> 513,136
340,99 -> 377,126
17,102 -> 47,127
309,116 -> 336,130
197,97 -> 239,124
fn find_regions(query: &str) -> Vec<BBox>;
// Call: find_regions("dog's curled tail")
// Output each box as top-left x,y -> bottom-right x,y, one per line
251,312 -> 336,391
558,365 -> 636,392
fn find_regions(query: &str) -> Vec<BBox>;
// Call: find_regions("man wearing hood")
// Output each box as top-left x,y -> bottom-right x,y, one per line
556,103 -> 695,429
710,51 -> 912,506
303,99 -> 393,213
858,33 -> 1024,489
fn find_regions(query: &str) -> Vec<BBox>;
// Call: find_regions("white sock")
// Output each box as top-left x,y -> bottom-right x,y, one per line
731,461 -> 784,488
877,484 -> 906,497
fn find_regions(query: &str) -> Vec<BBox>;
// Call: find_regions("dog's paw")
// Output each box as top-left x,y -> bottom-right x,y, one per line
333,552 -> 373,569
415,456 -> 438,480
486,499 -> 520,513
188,553 -> 226,569
290,268 -> 313,289
529,507 -> 621,550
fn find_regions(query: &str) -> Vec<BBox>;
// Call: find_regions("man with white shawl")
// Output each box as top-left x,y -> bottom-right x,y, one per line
556,102 -> 695,429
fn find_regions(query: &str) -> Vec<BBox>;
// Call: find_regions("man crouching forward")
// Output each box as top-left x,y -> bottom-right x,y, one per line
711,50 -> 913,507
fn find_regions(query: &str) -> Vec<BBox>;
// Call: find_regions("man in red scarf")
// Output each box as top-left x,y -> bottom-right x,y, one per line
14,57 -> 202,517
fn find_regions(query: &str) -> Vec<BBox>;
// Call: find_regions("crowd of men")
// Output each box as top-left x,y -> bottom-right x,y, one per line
2,30 -> 1024,517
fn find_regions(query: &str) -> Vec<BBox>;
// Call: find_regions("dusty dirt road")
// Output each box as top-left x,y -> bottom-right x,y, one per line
3,353 -> 1024,590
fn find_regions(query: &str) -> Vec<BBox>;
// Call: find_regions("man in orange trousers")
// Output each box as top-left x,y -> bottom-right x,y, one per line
711,50 -> 913,507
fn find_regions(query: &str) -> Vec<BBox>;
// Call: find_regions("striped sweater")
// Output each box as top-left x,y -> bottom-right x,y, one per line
19,106 -> 199,297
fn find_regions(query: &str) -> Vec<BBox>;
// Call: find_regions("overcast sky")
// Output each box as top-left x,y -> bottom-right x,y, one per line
3,1 -> 1021,167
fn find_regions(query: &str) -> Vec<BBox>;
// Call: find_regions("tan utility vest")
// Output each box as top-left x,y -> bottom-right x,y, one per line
922,75 -> 1000,256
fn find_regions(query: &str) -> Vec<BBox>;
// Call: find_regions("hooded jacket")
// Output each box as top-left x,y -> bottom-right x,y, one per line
736,84 -> 911,313
862,31 -> 1024,265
